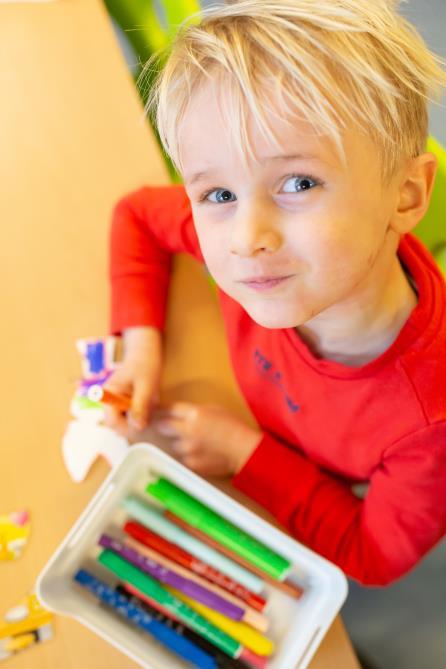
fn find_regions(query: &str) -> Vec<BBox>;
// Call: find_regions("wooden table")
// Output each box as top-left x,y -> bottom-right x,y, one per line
0,1 -> 360,667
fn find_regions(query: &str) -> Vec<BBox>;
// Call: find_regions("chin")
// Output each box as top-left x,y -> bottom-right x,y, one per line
243,303 -> 306,329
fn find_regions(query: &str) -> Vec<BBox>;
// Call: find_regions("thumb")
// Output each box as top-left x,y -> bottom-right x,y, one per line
103,368 -> 131,397
129,378 -> 155,430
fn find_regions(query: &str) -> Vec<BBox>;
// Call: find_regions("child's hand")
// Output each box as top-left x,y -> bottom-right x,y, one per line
103,326 -> 162,436
152,402 -> 262,478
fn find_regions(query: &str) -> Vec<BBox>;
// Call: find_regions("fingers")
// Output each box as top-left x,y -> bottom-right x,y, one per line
129,377 -> 158,431
154,401 -> 198,421
100,365 -> 160,435
104,397 -> 208,445
151,402 -> 256,478
102,404 -> 129,435
101,372 -> 130,431
170,437 -> 196,457
168,437 -> 201,470
102,368 -> 130,396
152,417 -> 186,438
168,437 -> 231,478
151,402 -> 200,440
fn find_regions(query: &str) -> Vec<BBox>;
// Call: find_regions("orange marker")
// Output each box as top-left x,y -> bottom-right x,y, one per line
87,384 -> 131,413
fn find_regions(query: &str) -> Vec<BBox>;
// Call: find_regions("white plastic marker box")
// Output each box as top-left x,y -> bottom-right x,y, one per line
37,444 -> 348,669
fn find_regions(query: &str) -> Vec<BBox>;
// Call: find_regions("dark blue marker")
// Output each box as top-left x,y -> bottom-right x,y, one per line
74,569 -> 216,669
115,585 -> 252,669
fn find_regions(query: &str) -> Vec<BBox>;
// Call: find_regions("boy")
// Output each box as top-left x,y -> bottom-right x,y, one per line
105,0 -> 446,585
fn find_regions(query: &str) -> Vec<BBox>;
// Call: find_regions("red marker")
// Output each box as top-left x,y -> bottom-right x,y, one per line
123,520 -> 267,612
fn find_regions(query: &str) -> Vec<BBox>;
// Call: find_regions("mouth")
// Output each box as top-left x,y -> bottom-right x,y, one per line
237,274 -> 295,291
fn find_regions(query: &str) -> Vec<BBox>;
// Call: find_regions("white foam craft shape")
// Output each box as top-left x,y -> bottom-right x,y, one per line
62,420 -> 129,483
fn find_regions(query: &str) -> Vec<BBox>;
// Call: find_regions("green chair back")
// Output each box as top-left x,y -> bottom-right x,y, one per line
414,137 -> 446,273
104,0 -> 200,181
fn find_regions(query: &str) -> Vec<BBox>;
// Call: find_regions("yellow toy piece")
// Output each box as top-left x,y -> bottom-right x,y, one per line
0,593 -> 53,661
0,510 -> 31,561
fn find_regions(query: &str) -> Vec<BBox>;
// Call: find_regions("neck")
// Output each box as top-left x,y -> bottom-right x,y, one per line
296,232 -> 418,366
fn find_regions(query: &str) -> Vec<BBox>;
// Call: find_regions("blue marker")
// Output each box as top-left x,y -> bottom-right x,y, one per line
74,569 -> 216,669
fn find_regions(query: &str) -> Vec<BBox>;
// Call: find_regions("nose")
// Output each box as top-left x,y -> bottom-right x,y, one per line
229,204 -> 283,257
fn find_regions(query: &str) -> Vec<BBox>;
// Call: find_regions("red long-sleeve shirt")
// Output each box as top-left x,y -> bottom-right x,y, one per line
110,184 -> 446,586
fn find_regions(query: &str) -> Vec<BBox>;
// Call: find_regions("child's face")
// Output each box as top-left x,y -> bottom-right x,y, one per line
180,83 -> 402,329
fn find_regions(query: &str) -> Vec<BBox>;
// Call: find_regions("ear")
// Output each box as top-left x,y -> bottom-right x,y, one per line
390,152 -> 438,235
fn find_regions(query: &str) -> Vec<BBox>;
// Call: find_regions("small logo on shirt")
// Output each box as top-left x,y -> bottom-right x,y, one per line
253,349 -> 300,413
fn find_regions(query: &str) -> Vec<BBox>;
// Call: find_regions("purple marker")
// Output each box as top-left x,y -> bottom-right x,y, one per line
99,534 -> 245,621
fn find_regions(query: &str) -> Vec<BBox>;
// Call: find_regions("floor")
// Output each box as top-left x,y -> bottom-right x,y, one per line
342,539 -> 446,669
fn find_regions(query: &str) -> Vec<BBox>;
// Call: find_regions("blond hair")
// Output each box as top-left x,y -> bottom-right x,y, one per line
140,0 -> 446,180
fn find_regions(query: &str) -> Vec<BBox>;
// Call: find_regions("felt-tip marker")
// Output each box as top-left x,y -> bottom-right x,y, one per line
98,534 -> 246,621
123,520 -> 267,612
166,512 -> 303,600
146,478 -> 291,580
121,496 -> 264,593
121,583 -> 269,669
73,569 -> 216,669
98,548 -> 241,657
167,587 -> 275,658
87,385 -> 131,413
123,535 -> 269,633
115,585 -> 253,669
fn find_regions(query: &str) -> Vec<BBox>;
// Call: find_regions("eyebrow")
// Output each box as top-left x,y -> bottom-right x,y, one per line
185,153 -> 319,186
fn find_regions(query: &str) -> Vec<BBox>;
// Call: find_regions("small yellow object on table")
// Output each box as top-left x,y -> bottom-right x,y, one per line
0,594 -> 53,662
0,512 -> 30,562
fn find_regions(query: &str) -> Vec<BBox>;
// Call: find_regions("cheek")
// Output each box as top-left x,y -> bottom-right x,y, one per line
301,206 -> 384,283
313,241 -> 371,293
204,253 -> 229,285
194,223 -> 231,281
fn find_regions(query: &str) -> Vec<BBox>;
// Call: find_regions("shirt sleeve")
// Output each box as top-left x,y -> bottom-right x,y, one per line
109,184 -> 203,334
232,422 -> 446,585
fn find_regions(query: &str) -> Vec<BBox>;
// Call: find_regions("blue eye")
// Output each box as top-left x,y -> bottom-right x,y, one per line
205,188 -> 237,203
198,174 -> 320,204
281,175 -> 318,193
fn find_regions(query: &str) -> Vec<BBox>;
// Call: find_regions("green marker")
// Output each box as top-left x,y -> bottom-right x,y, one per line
98,549 -> 240,657
121,496 -> 264,593
146,478 -> 291,580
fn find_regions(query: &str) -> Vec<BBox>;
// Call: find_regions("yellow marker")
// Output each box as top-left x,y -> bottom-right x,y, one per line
166,587 -> 275,657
